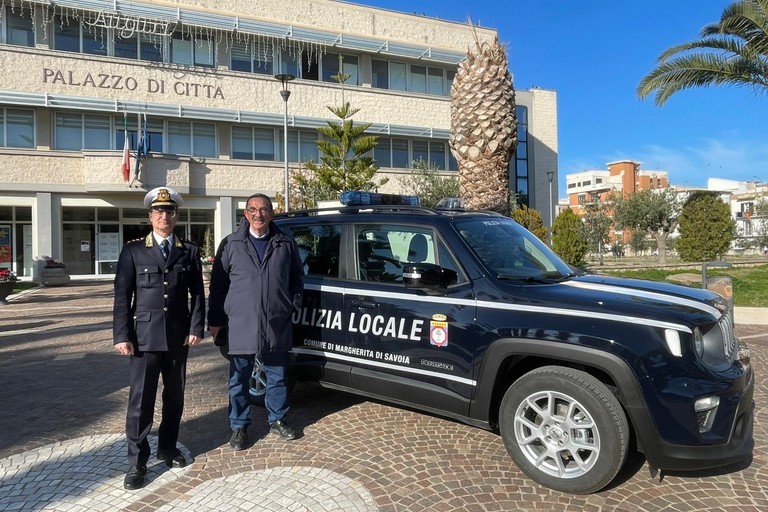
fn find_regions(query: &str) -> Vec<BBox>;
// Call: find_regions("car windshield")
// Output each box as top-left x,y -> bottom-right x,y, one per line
453,217 -> 574,280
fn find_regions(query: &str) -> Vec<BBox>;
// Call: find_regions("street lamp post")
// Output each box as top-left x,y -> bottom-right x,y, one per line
275,73 -> 295,211
546,171 -> 555,242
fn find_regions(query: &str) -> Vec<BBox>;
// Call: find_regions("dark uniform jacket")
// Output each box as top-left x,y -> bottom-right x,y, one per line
207,220 -> 304,355
113,233 -> 205,351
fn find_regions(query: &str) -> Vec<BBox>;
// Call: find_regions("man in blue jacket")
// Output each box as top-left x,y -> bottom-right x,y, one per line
208,193 -> 304,450
113,187 -> 205,489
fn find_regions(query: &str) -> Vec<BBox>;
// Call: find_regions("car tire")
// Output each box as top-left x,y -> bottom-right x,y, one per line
499,366 -> 629,494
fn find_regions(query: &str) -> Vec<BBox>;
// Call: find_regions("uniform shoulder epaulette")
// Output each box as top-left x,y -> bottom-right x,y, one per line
125,237 -> 144,245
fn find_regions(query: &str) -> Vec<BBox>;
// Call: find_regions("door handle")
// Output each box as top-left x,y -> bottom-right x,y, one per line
350,299 -> 377,309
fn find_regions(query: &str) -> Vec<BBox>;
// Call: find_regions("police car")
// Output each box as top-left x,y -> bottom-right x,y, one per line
263,192 -> 752,494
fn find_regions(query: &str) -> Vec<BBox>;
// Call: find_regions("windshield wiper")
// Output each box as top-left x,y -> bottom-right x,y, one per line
496,272 -> 575,283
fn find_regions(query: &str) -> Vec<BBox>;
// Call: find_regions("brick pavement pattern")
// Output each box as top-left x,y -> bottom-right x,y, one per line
0,282 -> 766,511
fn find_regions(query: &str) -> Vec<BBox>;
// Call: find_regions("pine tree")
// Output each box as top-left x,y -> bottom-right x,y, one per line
512,205 -> 547,242
293,56 -> 387,208
551,208 -> 588,266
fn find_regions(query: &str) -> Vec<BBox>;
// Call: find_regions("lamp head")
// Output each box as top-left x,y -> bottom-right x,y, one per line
274,73 -> 296,88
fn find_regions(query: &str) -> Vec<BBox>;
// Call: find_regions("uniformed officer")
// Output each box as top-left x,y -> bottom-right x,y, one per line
113,186 -> 205,490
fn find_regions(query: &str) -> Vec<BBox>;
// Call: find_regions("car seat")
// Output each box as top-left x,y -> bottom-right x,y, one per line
407,234 -> 429,263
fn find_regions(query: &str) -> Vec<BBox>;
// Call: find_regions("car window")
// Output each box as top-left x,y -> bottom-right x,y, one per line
454,217 -> 571,278
353,224 -> 466,285
282,223 -> 341,278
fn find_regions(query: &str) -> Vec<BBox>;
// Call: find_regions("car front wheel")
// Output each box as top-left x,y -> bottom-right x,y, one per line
499,366 -> 629,494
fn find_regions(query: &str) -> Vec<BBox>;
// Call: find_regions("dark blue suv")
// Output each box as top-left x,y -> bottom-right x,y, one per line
270,202 -> 753,494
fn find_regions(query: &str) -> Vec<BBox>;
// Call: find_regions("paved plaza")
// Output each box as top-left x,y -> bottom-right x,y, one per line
0,282 -> 766,511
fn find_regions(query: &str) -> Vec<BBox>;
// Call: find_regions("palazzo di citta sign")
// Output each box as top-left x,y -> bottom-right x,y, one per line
42,67 -> 225,99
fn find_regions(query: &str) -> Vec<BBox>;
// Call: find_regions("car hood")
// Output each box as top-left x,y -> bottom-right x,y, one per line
500,273 -> 726,329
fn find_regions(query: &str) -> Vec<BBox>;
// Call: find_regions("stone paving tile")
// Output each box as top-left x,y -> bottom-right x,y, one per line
0,282 -> 766,511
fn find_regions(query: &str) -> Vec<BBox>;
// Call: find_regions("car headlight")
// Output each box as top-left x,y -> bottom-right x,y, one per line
692,314 -> 738,371
693,327 -> 704,358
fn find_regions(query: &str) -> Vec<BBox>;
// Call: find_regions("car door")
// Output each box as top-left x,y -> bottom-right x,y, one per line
344,223 -> 477,416
280,222 -> 351,387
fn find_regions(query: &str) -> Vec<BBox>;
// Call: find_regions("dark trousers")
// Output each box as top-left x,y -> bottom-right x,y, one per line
126,347 -> 188,466
229,351 -> 289,429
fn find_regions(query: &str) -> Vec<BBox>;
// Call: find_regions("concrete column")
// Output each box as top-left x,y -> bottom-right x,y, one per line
33,192 -> 60,279
215,196 -> 236,249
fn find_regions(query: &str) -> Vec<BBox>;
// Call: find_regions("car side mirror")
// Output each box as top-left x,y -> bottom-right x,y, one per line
403,263 -> 457,290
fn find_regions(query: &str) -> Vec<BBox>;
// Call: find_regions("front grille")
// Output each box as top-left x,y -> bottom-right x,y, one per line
719,311 -> 736,360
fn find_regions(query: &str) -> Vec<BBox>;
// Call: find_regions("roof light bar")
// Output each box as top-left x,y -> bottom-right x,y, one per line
340,191 -> 420,207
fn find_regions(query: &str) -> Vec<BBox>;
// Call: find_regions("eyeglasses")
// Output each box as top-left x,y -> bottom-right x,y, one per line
246,207 -> 273,215
150,208 -> 177,218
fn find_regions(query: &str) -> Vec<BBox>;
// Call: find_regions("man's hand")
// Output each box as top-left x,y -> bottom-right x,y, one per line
115,341 -> 134,356
184,335 -> 201,346
209,326 -> 222,339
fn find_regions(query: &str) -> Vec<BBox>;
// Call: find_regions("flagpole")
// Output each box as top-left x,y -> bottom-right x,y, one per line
121,111 -> 130,182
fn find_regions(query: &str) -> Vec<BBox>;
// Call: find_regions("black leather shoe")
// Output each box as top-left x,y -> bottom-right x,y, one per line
156,449 -> 188,468
230,428 -> 248,450
270,419 -> 297,440
123,464 -> 147,490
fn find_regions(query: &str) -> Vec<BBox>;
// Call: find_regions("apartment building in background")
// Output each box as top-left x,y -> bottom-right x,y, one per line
565,160 -> 669,215
0,0 -> 559,279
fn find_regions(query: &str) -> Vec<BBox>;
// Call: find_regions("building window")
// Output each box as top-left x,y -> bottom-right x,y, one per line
116,117 -> 164,154
370,59 -> 454,96
427,66 -> 444,95
171,31 -> 214,67
412,139 -> 428,164
54,113 -> 111,150
114,33 -> 164,62
390,61 -> 407,91
1,108 -> 34,148
512,105 -> 529,206
54,15 -> 108,55
410,65 -> 427,94
231,39 -> 274,74
279,48 -> 301,77
371,59 -> 408,91
322,52 -> 359,85
167,121 -> 217,157
371,59 -> 389,89
429,141 -> 446,170
374,137 -> 452,170
279,130 -> 320,163
232,126 -> 276,160
3,6 -> 34,46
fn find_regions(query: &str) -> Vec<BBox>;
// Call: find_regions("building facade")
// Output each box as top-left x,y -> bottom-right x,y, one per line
707,178 -> 767,253
0,0 -> 558,279
565,160 -> 669,215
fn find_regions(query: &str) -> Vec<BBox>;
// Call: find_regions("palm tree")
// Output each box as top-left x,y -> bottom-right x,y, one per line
638,0 -> 768,105
450,34 -> 517,215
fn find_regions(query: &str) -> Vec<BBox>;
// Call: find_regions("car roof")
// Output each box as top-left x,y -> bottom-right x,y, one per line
274,205 -> 504,222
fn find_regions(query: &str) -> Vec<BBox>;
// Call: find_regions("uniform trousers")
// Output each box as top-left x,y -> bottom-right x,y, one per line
126,347 -> 188,466
228,351 -> 289,429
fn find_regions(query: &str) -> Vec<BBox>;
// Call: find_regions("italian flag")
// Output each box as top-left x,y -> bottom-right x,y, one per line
121,115 -> 131,182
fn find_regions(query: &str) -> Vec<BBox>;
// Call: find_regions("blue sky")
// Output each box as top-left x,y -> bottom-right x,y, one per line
349,0 -> 768,195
